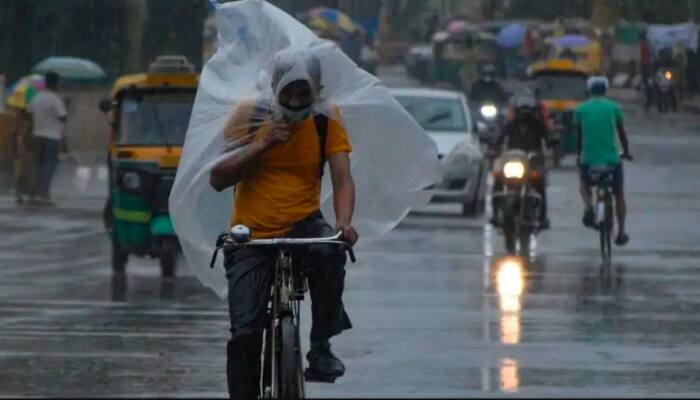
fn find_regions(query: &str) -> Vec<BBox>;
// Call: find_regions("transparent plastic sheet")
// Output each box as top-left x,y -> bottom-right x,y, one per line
169,0 -> 441,298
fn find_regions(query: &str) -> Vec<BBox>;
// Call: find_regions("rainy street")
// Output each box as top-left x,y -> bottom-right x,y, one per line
2,65 -> 700,397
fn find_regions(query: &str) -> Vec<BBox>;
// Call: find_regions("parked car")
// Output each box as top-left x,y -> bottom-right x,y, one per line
390,87 -> 487,216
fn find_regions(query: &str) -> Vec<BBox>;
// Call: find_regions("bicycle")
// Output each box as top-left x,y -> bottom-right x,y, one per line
587,165 -> 616,264
210,225 -> 356,399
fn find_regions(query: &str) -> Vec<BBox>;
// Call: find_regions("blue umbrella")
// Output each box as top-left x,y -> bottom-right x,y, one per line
33,56 -> 107,81
550,34 -> 592,48
497,23 -> 526,48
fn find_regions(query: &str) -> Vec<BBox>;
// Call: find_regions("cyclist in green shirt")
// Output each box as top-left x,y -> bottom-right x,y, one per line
574,77 -> 633,246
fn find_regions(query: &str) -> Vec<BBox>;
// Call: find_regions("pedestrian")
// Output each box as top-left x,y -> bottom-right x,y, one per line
639,32 -> 655,111
27,71 -> 67,206
640,32 -> 651,80
9,105 -> 38,205
673,40 -> 687,99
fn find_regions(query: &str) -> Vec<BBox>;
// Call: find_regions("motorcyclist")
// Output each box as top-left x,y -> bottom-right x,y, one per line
209,48 -> 358,398
574,76 -> 632,246
505,87 -> 553,131
490,94 -> 552,230
469,63 -> 508,105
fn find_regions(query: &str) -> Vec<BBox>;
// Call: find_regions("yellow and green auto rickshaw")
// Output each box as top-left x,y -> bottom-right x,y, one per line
99,55 -> 198,278
529,58 -> 592,165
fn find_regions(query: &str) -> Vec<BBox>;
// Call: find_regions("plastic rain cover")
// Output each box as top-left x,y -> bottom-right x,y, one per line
169,0 -> 441,299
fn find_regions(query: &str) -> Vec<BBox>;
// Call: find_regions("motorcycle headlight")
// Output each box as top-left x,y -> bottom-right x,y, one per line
503,161 -> 525,179
480,104 -> 498,119
122,171 -> 141,190
664,70 -> 673,80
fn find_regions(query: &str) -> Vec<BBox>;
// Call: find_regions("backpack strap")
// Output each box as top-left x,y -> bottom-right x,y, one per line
313,113 -> 329,177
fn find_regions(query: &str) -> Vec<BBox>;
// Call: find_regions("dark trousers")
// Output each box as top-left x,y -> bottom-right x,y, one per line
35,137 -> 60,199
224,212 -> 352,399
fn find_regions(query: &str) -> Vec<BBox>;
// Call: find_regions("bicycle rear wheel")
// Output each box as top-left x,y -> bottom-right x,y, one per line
599,194 -> 613,263
279,313 -> 304,399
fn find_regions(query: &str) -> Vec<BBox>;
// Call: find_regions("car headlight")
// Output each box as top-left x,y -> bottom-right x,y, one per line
503,161 -> 525,179
122,171 -> 141,190
480,104 -> 498,119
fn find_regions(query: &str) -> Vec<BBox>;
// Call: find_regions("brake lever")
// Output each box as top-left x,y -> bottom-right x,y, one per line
209,233 -> 228,269
209,247 -> 219,269
347,247 -> 357,263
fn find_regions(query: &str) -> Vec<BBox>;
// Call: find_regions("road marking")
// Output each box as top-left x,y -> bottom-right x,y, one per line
0,330 -> 227,339
0,350 -> 161,359
484,173 -> 494,257
0,255 -> 110,277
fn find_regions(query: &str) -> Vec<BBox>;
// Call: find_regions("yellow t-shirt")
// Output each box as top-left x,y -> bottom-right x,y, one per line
225,100 -> 352,238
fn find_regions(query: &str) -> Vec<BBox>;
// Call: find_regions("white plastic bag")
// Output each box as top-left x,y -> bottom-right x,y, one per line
169,0 -> 441,298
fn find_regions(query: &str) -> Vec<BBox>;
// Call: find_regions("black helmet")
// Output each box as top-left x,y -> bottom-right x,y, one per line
480,63 -> 497,81
512,94 -> 537,119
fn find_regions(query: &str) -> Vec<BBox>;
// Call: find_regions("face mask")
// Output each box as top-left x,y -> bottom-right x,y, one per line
281,105 -> 312,123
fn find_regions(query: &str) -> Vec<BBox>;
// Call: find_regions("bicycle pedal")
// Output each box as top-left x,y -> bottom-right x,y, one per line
304,369 -> 338,383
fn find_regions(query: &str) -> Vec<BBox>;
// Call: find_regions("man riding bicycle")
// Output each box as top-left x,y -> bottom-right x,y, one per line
574,76 -> 633,246
209,48 -> 358,399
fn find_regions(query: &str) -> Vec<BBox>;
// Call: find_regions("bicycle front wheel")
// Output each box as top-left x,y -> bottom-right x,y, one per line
279,314 -> 304,399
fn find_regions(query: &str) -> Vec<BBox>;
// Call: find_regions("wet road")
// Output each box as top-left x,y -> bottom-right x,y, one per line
2,71 -> 700,397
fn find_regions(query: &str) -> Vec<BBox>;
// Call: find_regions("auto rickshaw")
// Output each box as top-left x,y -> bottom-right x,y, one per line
432,24 -> 483,90
99,55 -> 198,278
545,39 -> 602,74
528,58 -> 592,166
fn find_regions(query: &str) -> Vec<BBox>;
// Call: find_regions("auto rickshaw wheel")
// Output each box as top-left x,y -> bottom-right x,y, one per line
112,238 -> 128,275
160,237 -> 178,279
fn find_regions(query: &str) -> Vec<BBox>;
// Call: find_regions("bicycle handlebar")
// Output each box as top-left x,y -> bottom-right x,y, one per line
209,231 -> 356,269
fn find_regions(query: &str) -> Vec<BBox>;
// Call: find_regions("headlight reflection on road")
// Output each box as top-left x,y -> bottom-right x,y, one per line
500,358 -> 520,392
497,257 -> 523,343
495,257 -> 525,392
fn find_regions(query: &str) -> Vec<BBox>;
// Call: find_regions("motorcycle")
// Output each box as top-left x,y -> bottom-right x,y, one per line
655,68 -> 678,113
475,102 -> 506,152
491,150 -> 544,255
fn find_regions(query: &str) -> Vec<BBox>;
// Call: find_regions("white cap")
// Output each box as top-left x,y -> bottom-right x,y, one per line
586,76 -> 609,92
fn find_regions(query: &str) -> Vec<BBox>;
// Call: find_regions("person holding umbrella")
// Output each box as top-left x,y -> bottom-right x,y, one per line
5,74 -> 46,205
27,71 -> 67,205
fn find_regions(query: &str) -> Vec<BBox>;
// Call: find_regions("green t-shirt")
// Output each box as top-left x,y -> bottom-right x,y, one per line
574,97 -> 623,166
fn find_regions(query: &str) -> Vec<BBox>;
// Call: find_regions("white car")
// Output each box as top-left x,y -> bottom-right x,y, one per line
391,87 -> 487,216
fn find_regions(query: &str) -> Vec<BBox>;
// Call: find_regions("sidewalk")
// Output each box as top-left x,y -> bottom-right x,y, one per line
0,161 -> 108,200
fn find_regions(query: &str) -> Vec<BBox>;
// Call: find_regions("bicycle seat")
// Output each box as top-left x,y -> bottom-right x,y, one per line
588,165 -> 615,185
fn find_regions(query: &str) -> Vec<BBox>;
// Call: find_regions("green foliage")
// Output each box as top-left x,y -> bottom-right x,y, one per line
619,0 -> 692,23
0,0 -> 207,84
507,0 -> 592,20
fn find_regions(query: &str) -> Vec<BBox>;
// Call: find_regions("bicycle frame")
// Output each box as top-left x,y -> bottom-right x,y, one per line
589,167 -> 615,263
210,229 -> 355,400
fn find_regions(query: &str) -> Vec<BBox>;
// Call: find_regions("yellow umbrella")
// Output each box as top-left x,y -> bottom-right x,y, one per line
306,7 -> 358,34
309,17 -> 332,33
6,74 -> 46,109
